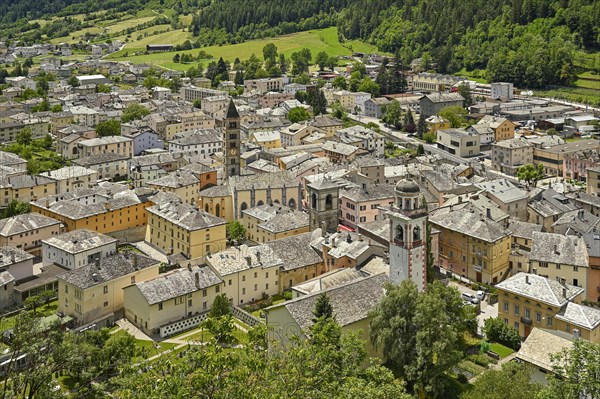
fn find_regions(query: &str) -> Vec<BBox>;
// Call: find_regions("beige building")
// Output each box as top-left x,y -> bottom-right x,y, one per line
206,244 -> 282,306
587,167 -> 600,195
491,138 -> 533,176
0,246 -> 35,281
436,128 -> 480,158
163,111 -> 216,141
533,139 -> 600,177
57,253 -> 161,326
145,200 -> 227,259
0,213 -> 63,256
0,175 -> 57,206
123,265 -> 222,337
147,171 -> 201,205
41,166 -> 98,194
77,136 -> 133,159
241,204 -> 309,243
529,232 -> 590,299
72,153 -> 129,180
476,179 -> 529,221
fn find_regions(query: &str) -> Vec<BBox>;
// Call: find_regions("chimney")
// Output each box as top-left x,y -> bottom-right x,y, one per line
187,262 -> 192,271
358,234 -> 363,242
362,182 -> 367,191
525,275 -> 530,284
321,221 -> 327,237
245,256 -> 252,267
10,253 -> 15,263
92,272 -> 98,282
95,257 -> 101,270
458,196 -> 463,204
195,272 -> 200,289
554,245 -> 559,254
562,287 -> 567,298
346,234 -> 352,243
332,238 -> 337,248
104,202 -> 110,211
486,208 -> 492,219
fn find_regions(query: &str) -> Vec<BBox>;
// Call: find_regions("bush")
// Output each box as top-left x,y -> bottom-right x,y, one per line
484,318 -> 521,350
471,283 -> 479,290
283,291 -> 293,300
469,353 -> 493,367
456,374 -> 469,384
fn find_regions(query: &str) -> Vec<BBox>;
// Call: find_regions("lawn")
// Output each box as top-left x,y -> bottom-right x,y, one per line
50,15 -> 157,44
574,78 -> 600,90
489,342 -> 514,359
535,86 -> 600,106
108,27 -> 379,70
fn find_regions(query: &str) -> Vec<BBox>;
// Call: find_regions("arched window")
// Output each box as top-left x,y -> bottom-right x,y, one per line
396,225 -> 404,241
311,193 -> 317,209
413,225 -> 421,241
257,200 -> 264,206
288,198 -> 296,210
273,199 -> 280,205
325,194 -> 333,210
231,168 -> 236,176
215,204 -> 220,217
240,202 -> 248,211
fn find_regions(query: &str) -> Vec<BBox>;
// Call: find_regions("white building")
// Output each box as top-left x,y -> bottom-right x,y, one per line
42,229 -> 118,270
491,82 -> 514,100
167,129 -> 223,158
41,166 -> 98,194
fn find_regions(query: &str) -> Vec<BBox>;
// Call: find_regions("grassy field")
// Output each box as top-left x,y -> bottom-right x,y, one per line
49,14 -> 157,44
489,342 -> 514,359
107,27 -> 380,70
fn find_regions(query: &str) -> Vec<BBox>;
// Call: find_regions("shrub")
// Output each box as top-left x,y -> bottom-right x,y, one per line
283,291 -> 293,300
484,318 -> 521,350
469,353 -> 493,367
457,374 -> 469,384
479,340 -> 491,354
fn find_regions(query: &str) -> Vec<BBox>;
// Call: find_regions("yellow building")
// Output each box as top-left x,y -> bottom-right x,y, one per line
145,200 -> 227,259
529,232 -> 590,299
0,213 -> 63,256
206,244 -> 282,306
430,208 -> 511,284
476,115 -> 516,142
147,171 -> 201,205
123,264 -> 223,337
425,115 -> 450,133
30,185 -> 152,240
496,273 -> 600,343
57,252 -> 161,326
164,111 -> 216,141
241,204 -> 309,243
199,171 -> 301,222
0,175 -> 57,206
249,130 -> 281,149
77,136 -> 133,159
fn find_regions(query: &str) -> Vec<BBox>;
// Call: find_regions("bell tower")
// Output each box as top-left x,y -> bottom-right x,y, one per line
223,99 -> 241,178
307,178 -> 340,234
387,179 -> 428,291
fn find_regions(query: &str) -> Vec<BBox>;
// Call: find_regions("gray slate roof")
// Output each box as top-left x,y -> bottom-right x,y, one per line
430,208 -> 510,242
530,232 -> 588,267
207,244 -> 283,276
147,201 -> 226,231
496,272 -> 584,307
556,302 -> 600,330
265,232 -> 323,271
58,253 -> 159,289
42,229 -> 116,253
552,209 -> 600,235
0,213 -> 61,237
135,265 -> 222,305
276,272 -> 387,330
507,219 -> 542,240
0,246 -> 34,266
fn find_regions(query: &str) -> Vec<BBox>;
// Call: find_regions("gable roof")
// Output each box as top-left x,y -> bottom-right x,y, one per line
496,272 -> 584,307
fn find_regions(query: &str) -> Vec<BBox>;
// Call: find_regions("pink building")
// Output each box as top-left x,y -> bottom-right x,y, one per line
339,183 -> 396,230
563,149 -> 600,182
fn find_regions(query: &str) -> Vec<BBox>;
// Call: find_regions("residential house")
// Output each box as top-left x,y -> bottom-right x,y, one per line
436,128 -> 480,157
425,115 -> 450,133
147,171 -> 201,205
581,233 -> 600,303
476,179 -> 529,221
335,125 -> 385,157
145,200 -> 227,259
205,244 -> 282,306
241,204 -> 309,243
322,141 -> 364,164
508,219 -> 542,276
533,139 -> 600,177
0,175 -> 57,206
0,246 -> 35,281
430,208 -> 512,284
77,136 -> 133,159
121,129 -> 163,156
563,148 -> 600,182
123,264 -> 222,337
72,153 -> 129,180
42,229 -> 117,270
0,213 -> 63,256
57,253 -> 160,326
586,167 -> 600,195
491,138 -> 533,176
552,209 -> 599,236
167,129 -> 222,158
364,97 -> 389,118
527,189 -> 578,232
339,183 -> 396,229
41,166 -> 98,194
419,93 -> 464,118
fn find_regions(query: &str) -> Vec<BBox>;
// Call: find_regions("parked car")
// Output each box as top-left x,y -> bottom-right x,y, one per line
476,290 -> 486,301
461,292 -> 480,304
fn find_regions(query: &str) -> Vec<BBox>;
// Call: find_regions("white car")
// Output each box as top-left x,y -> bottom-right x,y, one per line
476,290 -> 486,301
461,292 -> 480,304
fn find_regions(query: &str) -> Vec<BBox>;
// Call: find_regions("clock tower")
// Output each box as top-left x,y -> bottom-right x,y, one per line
386,178 -> 428,291
223,99 -> 241,178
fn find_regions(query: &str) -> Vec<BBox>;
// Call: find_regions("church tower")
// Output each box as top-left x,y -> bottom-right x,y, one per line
223,99 -> 241,178
307,178 -> 340,234
387,179 -> 428,291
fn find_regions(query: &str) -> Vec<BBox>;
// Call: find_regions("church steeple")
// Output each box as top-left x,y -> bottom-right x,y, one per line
223,99 -> 241,178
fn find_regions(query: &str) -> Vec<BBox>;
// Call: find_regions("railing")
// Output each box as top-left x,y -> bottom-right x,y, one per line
231,306 -> 263,327
520,316 -> 532,326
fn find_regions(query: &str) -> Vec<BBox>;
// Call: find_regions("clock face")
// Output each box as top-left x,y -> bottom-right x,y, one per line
229,148 -> 237,156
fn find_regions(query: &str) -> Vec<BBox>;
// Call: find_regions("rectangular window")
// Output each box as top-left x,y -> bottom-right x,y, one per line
103,301 -> 109,307
203,289 -> 207,297
514,305 -> 520,316
525,309 -> 530,318
254,284 -> 257,291
242,288 -> 246,295
203,301 -> 207,310
103,286 -> 108,294
547,317 -> 553,327
158,302 -> 163,310
536,312 -> 541,323
514,322 -> 519,330
503,302 -> 509,312
215,286 -> 220,293
175,297 -> 183,305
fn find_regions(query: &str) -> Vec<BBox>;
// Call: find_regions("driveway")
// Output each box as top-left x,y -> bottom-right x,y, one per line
449,281 -> 497,335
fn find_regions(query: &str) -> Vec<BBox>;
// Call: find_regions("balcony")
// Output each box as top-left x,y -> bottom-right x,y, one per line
473,264 -> 482,273
520,317 -> 532,326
